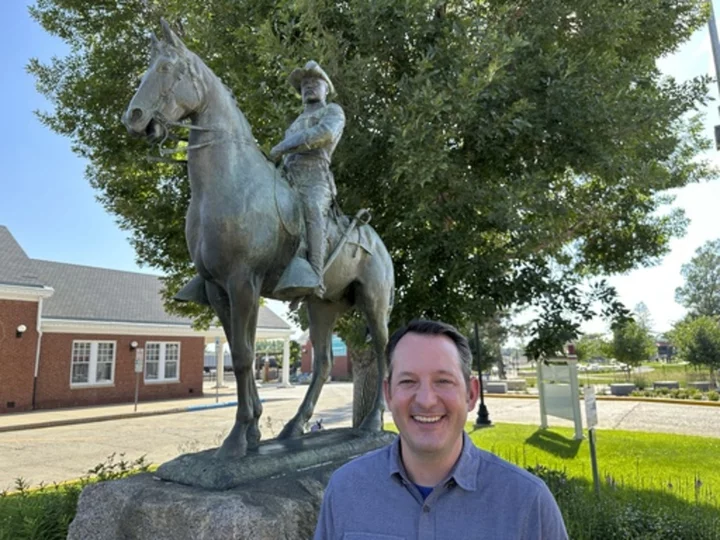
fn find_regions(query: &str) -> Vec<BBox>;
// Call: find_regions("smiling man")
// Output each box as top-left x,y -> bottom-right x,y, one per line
314,320 -> 568,540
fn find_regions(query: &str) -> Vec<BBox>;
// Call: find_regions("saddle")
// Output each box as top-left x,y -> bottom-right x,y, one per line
174,200 -> 373,306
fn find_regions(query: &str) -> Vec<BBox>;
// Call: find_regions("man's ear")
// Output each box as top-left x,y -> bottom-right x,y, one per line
467,376 -> 480,411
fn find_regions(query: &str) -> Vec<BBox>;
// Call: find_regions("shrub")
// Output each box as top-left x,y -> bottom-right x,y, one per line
0,454 -> 148,540
708,391 -> 720,402
633,376 -> 650,390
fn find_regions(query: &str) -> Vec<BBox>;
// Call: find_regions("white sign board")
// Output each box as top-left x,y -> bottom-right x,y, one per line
544,383 -> 575,421
134,348 -> 145,374
584,386 -> 598,428
538,358 -> 584,440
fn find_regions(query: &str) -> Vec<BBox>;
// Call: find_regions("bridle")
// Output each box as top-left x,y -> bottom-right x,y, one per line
142,51 -> 254,162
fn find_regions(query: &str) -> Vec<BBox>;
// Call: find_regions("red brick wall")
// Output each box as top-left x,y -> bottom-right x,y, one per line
301,340 -> 313,373
331,353 -> 352,380
299,339 -> 353,379
34,334 -> 205,410
0,299 -> 39,413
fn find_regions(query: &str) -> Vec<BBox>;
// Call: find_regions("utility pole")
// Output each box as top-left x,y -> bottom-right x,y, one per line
709,1 -> 720,149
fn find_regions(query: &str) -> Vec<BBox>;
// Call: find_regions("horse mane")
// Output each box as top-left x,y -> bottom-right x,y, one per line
179,44 -> 255,138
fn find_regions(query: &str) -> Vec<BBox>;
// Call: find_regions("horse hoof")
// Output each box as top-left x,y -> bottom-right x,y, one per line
277,422 -> 305,439
247,427 -> 262,447
214,440 -> 247,460
358,411 -> 382,432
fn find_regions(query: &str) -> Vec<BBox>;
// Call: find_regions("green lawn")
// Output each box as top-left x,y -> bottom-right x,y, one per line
387,422 -> 720,506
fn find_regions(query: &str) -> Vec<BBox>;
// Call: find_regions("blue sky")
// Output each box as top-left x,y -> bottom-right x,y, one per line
2,2 -> 720,337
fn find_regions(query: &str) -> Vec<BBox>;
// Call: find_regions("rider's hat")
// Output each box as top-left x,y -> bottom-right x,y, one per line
289,60 -> 335,96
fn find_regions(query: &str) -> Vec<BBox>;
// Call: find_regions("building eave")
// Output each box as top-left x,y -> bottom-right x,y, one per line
41,318 -> 293,340
0,284 -> 55,302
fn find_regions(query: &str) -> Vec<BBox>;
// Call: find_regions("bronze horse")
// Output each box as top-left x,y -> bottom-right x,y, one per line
122,21 -> 394,458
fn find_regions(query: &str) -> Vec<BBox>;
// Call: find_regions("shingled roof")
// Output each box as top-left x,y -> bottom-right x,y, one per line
0,226 -> 44,288
0,227 -> 290,330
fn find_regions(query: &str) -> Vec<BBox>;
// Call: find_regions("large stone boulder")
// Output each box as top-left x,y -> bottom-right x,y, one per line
68,468 -> 329,540
69,429 -> 395,540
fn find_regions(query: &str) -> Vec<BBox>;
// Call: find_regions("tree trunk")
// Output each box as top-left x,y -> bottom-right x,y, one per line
350,347 -> 378,428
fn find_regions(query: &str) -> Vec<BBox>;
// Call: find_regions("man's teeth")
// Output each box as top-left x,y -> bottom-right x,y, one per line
413,415 -> 442,423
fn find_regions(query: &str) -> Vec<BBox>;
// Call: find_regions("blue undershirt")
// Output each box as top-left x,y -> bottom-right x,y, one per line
414,484 -> 433,501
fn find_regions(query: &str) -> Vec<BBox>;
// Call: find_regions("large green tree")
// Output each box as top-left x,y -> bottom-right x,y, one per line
29,0 -> 715,354
675,239 -> 720,318
670,315 -> 720,382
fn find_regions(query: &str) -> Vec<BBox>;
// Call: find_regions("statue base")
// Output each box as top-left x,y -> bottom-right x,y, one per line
68,429 -> 396,540
156,428 -> 394,490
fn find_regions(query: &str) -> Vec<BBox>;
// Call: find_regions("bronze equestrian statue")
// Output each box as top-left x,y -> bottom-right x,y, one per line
122,20 -> 394,459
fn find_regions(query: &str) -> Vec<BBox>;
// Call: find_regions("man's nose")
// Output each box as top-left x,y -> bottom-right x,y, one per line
414,382 -> 439,407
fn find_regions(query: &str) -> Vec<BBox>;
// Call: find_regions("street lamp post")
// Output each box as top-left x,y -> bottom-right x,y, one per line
474,321 -> 492,427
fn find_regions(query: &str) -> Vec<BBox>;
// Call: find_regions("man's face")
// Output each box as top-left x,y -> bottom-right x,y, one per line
301,76 -> 328,104
384,333 -> 479,461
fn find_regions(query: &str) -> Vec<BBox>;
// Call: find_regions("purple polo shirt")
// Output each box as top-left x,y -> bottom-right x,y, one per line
314,432 -> 568,540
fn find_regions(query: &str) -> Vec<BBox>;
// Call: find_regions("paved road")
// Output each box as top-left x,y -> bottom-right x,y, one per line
1,382 -> 718,490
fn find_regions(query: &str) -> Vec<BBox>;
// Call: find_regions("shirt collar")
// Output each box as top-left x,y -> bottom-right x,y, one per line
388,431 -> 479,492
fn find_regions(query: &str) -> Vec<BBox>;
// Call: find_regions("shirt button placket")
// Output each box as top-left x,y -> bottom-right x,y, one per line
419,504 -> 433,540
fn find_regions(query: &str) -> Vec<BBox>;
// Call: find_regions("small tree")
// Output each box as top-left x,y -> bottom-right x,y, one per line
670,316 -> 720,384
575,333 -> 612,362
612,320 -> 656,370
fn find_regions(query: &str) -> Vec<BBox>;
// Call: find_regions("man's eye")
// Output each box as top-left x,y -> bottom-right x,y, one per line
437,379 -> 453,384
398,380 -> 414,385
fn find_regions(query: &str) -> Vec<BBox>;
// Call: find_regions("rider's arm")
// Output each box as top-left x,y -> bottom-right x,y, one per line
271,104 -> 345,157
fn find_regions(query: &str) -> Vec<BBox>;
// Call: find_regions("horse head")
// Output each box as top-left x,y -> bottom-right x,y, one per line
122,19 -> 206,141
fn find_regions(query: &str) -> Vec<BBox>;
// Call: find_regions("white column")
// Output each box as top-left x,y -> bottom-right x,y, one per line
252,339 -> 259,385
280,337 -> 292,388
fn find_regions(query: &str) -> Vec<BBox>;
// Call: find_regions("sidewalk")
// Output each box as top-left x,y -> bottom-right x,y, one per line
4,381 -> 719,435
0,381 -> 269,433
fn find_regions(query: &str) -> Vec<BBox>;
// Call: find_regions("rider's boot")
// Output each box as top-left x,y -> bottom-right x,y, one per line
307,222 -> 327,299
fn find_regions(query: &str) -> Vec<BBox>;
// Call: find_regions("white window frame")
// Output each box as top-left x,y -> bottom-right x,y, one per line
70,340 -> 116,387
144,341 -> 181,383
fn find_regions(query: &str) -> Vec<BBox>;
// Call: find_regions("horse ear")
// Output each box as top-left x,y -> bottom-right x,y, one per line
160,18 -> 185,51
150,32 -> 161,54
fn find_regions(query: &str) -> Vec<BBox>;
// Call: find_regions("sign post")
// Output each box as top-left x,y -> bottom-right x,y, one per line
134,348 -> 144,412
215,337 -> 221,403
584,386 -> 600,495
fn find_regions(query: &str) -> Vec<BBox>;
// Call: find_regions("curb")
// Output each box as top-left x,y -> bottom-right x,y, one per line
482,393 -> 720,407
0,400 -> 242,434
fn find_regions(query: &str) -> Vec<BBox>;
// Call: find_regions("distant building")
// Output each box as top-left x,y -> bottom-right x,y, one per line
299,332 -> 352,380
0,226 -> 292,413
656,339 -> 675,361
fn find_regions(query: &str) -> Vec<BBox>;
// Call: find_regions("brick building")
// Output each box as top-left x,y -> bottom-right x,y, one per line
299,332 -> 353,380
0,226 -> 292,414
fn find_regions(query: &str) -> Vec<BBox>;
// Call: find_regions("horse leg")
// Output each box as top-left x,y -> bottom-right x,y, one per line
357,284 -> 391,432
278,300 -> 346,438
215,276 -> 261,459
205,281 -> 262,447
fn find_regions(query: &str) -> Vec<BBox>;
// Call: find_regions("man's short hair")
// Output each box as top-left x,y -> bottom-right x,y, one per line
386,320 -> 473,387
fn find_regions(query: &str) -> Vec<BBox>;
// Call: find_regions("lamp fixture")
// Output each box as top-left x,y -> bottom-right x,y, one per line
16,324 -> 27,338
130,341 -> 139,350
